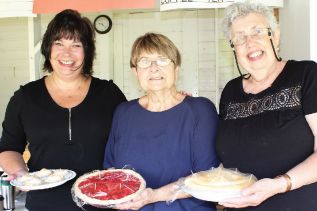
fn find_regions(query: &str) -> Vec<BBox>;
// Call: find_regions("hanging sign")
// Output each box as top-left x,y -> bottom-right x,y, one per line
160,0 -> 283,11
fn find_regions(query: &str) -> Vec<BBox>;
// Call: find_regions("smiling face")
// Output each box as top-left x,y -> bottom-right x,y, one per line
50,38 -> 85,79
231,13 -> 280,81
132,52 -> 179,93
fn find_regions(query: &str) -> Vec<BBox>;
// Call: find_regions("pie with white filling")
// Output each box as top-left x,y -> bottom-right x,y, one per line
12,169 -> 75,190
184,167 -> 256,191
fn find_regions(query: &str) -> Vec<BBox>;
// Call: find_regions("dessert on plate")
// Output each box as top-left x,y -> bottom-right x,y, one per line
183,167 -> 256,201
73,169 -> 146,207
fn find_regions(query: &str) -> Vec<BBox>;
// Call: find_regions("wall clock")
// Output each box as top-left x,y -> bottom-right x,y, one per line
93,15 -> 112,34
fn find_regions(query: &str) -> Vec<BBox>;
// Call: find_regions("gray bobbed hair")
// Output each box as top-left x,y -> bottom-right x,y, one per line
222,2 -> 278,40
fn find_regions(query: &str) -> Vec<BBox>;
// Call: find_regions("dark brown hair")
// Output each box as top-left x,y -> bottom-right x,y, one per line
41,9 -> 95,75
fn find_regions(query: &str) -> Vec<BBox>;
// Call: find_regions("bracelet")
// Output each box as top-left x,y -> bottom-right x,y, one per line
276,174 -> 292,192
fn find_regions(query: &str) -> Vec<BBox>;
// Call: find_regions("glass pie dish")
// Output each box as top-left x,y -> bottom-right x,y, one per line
182,167 -> 257,202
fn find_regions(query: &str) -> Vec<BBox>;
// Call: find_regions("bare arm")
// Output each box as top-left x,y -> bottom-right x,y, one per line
0,151 -> 28,179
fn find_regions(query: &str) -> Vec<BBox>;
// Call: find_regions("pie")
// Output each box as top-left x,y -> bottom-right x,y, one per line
34,168 -> 52,177
16,168 -> 68,185
73,169 -> 146,206
44,175 -> 64,183
11,169 -> 76,191
184,167 -> 256,191
183,167 -> 257,202
22,176 -> 43,186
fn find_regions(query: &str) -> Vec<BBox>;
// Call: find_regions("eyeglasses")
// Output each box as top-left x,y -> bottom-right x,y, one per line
231,27 -> 271,46
136,57 -> 173,69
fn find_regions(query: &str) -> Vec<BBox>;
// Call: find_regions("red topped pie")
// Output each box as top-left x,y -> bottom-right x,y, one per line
73,169 -> 146,207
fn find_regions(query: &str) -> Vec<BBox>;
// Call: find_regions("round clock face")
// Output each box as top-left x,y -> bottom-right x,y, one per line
93,15 -> 112,34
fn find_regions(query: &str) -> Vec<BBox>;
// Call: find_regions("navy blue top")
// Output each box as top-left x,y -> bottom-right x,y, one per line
104,96 -> 219,211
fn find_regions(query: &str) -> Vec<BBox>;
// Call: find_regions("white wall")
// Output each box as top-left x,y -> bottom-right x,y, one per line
279,0 -> 311,61
310,0 -> 317,62
0,17 -> 29,135
112,9 -> 234,104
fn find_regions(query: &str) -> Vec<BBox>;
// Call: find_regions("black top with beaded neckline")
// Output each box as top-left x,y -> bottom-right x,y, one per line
216,60 -> 317,211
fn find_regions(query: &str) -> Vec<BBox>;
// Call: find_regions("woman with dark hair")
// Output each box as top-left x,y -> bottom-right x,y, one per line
41,9 -> 95,75
0,9 -> 126,211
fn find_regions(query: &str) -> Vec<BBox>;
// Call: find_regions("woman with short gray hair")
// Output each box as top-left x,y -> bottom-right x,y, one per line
216,2 -> 317,210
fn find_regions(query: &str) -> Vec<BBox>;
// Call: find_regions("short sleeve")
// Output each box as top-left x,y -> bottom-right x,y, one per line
219,88 -> 229,120
218,78 -> 239,120
108,80 -> 127,105
103,103 -> 124,168
103,82 -> 126,168
0,89 -> 27,153
301,61 -> 317,115
188,97 -> 220,172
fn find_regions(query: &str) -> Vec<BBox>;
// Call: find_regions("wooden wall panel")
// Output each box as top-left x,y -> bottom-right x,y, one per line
0,18 -> 29,134
112,9 -> 235,105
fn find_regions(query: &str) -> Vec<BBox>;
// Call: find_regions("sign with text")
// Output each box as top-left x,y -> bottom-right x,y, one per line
160,0 -> 283,11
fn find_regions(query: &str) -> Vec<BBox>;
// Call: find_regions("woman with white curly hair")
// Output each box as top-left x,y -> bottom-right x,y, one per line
215,2 -> 317,210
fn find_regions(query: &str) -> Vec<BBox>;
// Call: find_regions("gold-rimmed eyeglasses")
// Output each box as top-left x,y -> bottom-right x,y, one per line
136,57 -> 173,69
230,27 -> 271,46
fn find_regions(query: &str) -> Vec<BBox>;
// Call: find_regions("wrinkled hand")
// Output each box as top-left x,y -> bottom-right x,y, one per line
7,169 -> 28,181
7,169 -> 29,192
114,188 -> 155,210
219,178 -> 283,208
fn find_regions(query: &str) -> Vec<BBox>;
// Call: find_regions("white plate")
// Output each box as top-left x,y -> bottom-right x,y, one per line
182,186 -> 241,202
11,169 -> 76,190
